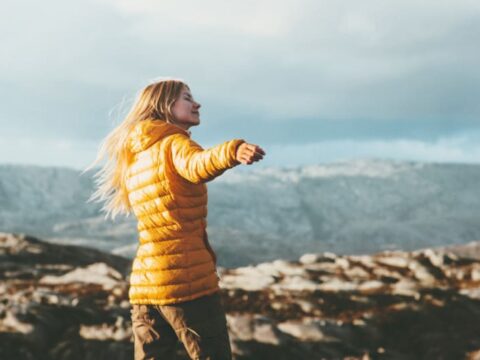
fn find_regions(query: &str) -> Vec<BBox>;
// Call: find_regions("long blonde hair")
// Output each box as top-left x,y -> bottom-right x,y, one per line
84,78 -> 188,220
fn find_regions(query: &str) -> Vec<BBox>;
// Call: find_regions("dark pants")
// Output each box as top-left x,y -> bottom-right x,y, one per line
131,292 -> 232,360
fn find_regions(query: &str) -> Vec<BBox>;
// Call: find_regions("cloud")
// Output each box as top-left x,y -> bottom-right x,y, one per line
2,130 -> 478,170
1,0 -> 479,166
0,136 -> 99,169
95,0 -> 297,37
254,131 -> 480,168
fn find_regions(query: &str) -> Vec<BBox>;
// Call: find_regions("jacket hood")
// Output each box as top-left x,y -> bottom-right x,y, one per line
128,119 -> 191,153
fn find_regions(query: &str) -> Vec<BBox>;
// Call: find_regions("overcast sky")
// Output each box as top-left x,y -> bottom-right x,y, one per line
1,0 -> 479,169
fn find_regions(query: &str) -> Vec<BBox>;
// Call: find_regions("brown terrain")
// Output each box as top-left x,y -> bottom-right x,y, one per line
2,232 -> 480,359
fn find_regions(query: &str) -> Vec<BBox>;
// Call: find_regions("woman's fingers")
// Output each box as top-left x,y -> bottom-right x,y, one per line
243,145 -> 266,156
240,154 -> 263,164
256,146 -> 266,155
240,156 -> 252,164
249,145 -> 266,155
236,143 -> 266,165
244,150 -> 263,160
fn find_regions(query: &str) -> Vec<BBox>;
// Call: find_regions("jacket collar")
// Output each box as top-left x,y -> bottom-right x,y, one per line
128,119 -> 191,153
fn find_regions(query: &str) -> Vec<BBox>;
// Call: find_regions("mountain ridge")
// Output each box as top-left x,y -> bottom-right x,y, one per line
1,158 -> 479,267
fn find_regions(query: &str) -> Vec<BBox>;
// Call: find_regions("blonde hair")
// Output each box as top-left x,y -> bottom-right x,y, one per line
84,77 -> 189,219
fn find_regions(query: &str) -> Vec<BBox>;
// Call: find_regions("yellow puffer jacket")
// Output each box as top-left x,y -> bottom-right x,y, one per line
125,119 -> 245,305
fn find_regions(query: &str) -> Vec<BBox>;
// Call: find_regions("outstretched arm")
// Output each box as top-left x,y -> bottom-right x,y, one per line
169,133 -> 246,184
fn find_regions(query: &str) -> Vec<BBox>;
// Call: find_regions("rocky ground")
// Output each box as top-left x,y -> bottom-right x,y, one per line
2,233 -> 480,359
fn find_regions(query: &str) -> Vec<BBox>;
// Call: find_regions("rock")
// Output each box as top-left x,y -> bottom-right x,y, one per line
252,316 -> 287,345
39,262 -> 123,289
227,314 -> 289,346
371,266 -> 403,280
375,254 -> 409,268
227,314 -> 254,341
79,317 -> 132,341
317,278 -> 357,292
299,253 -> 337,265
408,262 -> 437,286
1,311 -> 34,334
277,319 -> 327,341
459,288 -> 480,300
421,248 -> 444,267
299,253 -> 322,264
295,299 -> 315,313
391,279 -> 420,298
466,349 -> 480,360
471,267 -> 480,282
220,273 -> 275,291
271,276 -> 320,292
358,280 -> 386,293
352,255 -> 377,269
344,266 -> 371,280
252,262 -> 281,277
335,257 -> 350,269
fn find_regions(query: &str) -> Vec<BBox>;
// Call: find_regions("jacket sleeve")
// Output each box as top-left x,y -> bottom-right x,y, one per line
168,133 -> 246,184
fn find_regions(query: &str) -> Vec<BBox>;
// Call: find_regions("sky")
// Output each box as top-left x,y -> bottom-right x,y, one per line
1,0 -> 479,169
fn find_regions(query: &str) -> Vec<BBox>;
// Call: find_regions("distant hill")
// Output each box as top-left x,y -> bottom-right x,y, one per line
1,159 -> 480,267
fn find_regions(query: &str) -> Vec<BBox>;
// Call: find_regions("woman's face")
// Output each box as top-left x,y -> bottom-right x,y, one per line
171,86 -> 201,130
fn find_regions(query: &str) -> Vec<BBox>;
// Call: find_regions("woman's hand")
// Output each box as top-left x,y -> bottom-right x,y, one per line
236,142 -> 266,165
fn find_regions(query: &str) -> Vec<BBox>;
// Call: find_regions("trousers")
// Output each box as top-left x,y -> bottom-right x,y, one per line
130,292 -> 232,360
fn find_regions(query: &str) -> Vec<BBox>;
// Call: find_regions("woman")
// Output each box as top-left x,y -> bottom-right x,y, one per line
86,78 -> 265,359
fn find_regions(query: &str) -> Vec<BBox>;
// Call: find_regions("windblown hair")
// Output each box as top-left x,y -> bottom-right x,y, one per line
84,77 -> 188,219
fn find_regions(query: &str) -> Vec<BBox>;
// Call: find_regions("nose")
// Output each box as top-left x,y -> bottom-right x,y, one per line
194,101 -> 201,109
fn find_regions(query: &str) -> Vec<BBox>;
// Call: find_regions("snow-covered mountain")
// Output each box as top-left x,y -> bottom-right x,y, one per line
1,159 -> 479,267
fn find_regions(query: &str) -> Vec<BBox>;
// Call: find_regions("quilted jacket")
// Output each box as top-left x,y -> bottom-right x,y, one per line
125,119 -> 245,305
